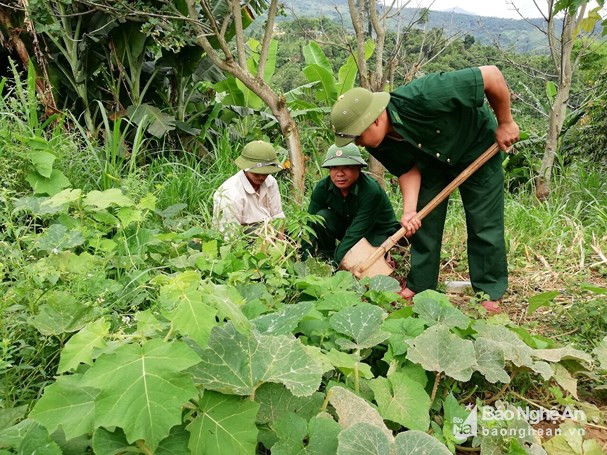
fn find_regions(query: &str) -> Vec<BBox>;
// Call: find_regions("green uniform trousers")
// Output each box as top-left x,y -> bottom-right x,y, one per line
407,152 -> 508,300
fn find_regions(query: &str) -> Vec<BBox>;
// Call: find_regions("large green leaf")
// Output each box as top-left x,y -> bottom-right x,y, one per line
533,346 -> 592,364
270,412 -> 308,454
369,371 -> 431,431
367,275 -> 401,292
326,349 -> 374,379
593,336 -> 607,370
44,188 -> 82,208
159,271 -> 217,347
58,318 -> 110,373
330,303 -> 389,350
553,364 -> 578,398
252,302 -> 314,335
328,386 -> 392,439
473,322 -> 535,368
382,317 -> 426,358
336,423 -> 451,455
167,298 -> 216,348
0,406 -> 27,431
82,339 -> 200,451
255,383 -> 324,425
236,77 -> 263,109
35,224 -> 85,253
13,196 -> 63,216
206,284 -> 253,334
337,55 -> 358,97
29,375 -> 98,441
28,150 -> 56,178
112,22 -> 147,67
83,188 -> 134,211
369,372 -> 431,431
29,291 -> 97,336
0,419 -> 61,454
336,40 -> 374,96
215,77 -> 246,106
302,41 -> 333,73
187,391 -> 259,455
393,430 -> 452,454
248,38 -> 278,83
441,393 -> 471,446
191,324 -> 330,397
25,169 -> 71,196
527,291 -> 559,315
127,103 -> 176,138
303,64 -> 337,104
92,428 -> 132,455
412,290 -> 470,329
272,412 -> 341,455
406,325 -> 477,381
336,423 -> 391,455
92,425 -> 190,455
315,292 -> 361,311
474,338 -> 510,384
545,81 -> 558,104
543,422 -> 603,455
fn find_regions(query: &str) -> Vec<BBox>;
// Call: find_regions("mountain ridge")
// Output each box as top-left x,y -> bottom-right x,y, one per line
279,0 -> 551,54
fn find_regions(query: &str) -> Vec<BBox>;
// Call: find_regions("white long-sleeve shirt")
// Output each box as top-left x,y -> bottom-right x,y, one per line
212,171 -> 285,232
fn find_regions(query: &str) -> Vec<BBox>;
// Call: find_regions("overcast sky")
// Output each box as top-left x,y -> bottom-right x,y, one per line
409,0 -> 602,19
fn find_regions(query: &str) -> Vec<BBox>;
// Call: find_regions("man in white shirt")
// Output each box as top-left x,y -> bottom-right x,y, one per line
212,140 -> 285,234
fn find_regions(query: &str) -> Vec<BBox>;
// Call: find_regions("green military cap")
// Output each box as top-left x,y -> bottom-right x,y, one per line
330,87 -> 390,146
322,143 -> 367,168
235,140 -> 282,174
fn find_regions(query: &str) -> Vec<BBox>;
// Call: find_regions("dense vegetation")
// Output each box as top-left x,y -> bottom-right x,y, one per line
0,1 -> 606,454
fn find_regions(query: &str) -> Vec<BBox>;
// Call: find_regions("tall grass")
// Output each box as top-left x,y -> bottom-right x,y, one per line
440,160 -> 607,280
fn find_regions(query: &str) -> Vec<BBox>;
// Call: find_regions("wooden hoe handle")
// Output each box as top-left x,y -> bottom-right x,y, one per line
356,143 -> 502,274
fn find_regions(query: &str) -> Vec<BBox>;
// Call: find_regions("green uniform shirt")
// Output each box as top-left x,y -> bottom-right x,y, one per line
308,173 -> 400,263
368,67 -> 498,176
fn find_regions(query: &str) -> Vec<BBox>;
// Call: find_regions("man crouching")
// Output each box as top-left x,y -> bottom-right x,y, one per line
303,143 -> 401,265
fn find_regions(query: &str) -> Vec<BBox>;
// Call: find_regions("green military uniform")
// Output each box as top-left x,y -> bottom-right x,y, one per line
305,145 -> 401,264
333,68 -> 507,300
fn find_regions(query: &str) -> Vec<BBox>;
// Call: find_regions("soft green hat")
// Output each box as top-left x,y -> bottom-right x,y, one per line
330,87 -> 390,146
322,144 -> 367,168
235,140 -> 282,174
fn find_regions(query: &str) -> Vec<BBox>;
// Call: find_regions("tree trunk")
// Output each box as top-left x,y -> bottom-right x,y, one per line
536,85 -> 570,200
0,7 -> 56,115
276,112 -> 305,200
273,100 -> 305,202
536,8 -> 578,201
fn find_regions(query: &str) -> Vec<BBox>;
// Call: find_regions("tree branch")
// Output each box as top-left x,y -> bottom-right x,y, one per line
196,0 -> 233,62
230,0 -> 247,68
257,0 -> 277,80
347,0 -> 368,88
369,0 -> 385,89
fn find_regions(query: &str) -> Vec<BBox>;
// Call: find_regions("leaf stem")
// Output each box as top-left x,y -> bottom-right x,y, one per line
321,387 -> 334,412
163,323 -> 174,342
354,349 -> 360,393
455,445 -> 481,452
135,440 -> 153,455
430,372 -> 442,403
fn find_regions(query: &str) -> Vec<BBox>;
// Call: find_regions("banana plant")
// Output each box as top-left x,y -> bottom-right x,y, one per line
302,40 -> 375,106
215,38 -> 278,111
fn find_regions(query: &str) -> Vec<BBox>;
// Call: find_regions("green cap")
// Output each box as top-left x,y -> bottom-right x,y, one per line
330,87 -> 390,146
322,144 -> 367,168
235,140 -> 282,174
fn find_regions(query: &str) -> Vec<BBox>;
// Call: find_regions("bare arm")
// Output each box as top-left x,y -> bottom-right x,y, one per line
398,164 -> 422,237
479,65 -> 520,150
